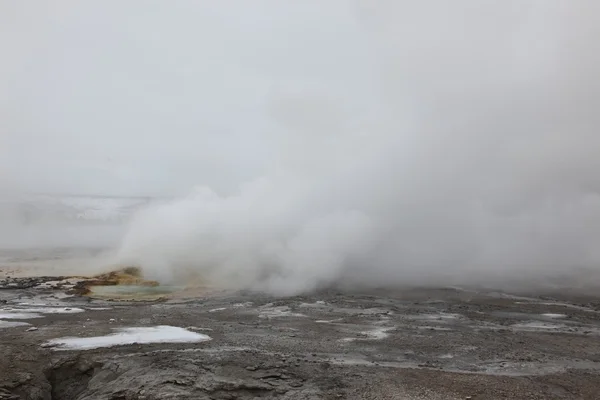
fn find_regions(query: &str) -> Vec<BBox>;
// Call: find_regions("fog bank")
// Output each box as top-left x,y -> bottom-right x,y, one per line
117,2 -> 600,294
3,2 -> 600,294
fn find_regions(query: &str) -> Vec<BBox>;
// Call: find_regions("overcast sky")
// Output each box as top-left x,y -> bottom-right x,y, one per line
1,1 -> 599,202
1,1 -> 379,196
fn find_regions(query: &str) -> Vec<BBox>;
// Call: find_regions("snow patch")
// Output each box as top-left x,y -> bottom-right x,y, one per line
299,301 -> 328,308
541,313 -> 566,319
407,313 -> 461,321
366,326 -> 394,340
512,321 -> 566,330
233,302 -> 253,308
44,325 -> 212,350
2,307 -> 85,314
38,279 -> 82,289
315,318 -> 343,324
0,312 -> 43,319
0,320 -> 31,328
258,306 -> 306,319
341,326 -> 395,342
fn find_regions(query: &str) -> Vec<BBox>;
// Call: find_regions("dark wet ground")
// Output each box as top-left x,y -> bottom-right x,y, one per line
1,273 -> 600,400
3,191 -> 600,399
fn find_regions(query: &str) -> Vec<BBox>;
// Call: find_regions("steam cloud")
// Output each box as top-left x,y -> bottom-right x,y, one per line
3,2 -> 600,294
115,2 -> 600,294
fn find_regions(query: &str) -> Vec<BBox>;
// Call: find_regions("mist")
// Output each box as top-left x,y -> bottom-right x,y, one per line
3,2 -> 600,294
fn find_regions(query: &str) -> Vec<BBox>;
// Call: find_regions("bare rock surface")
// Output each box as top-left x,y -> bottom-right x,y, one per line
1,274 -> 600,399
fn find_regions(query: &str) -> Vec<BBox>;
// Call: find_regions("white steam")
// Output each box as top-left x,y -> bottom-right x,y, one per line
108,2 -> 599,293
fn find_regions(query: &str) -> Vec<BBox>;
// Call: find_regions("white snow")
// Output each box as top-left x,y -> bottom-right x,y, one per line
299,301 -> 328,308
0,312 -> 43,319
232,302 -> 253,308
1,307 -> 85,314
315,318 -> 343,323
541,313 -> 566,319
366,326 -> 394,340
0,320 -> 31,328
407,313 -> 461,321
258,306 -> 306,319
340,326 -> 395,342
45,325 -> 212,350
511,321 -> 565,330
37,279 -> 82,288
0,306 -> 87,329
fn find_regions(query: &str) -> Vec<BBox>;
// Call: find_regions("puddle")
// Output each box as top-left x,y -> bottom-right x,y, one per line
44,325 -> 212,350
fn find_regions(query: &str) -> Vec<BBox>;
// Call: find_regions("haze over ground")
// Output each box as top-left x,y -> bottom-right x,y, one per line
2,1 -> 600,294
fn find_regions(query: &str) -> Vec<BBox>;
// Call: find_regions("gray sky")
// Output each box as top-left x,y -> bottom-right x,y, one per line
1,1 -> 379,196
5,1 -> 596,200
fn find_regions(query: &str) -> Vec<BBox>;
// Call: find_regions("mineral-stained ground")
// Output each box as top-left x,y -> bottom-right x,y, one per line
1,264 -> 600,400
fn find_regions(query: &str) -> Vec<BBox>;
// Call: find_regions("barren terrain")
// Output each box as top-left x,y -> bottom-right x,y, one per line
1,261 -> 600,399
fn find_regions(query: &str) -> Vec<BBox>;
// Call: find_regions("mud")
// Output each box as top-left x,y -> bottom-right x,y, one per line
1,274 -> 600,399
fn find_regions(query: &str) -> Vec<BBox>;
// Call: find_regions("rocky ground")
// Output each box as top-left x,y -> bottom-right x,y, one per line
1,272 -> 600,400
